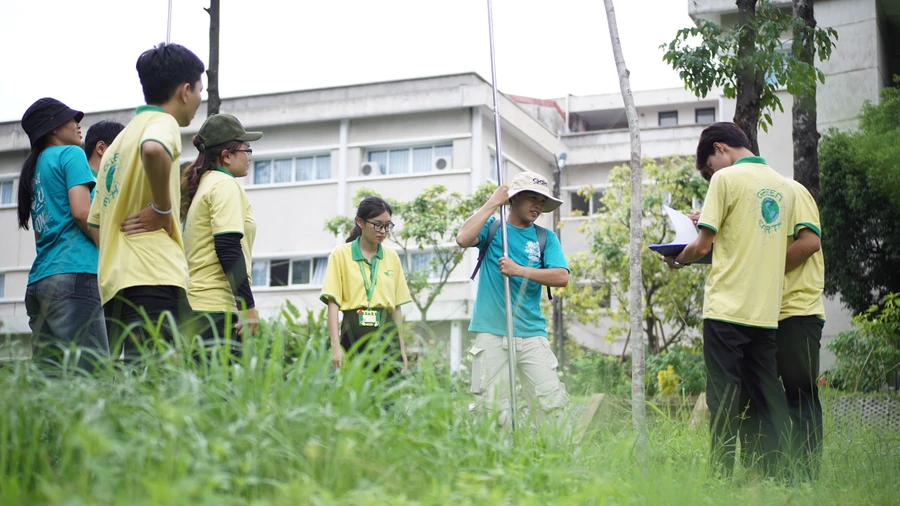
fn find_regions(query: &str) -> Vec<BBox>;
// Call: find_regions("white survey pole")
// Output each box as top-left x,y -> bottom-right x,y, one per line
166,0 -> 173,43
486,0 -> 518,433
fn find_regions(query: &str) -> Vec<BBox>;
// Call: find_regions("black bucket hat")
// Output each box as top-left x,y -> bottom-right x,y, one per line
21,98 -> 84,147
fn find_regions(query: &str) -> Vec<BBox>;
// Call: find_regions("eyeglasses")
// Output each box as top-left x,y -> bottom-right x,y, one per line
365,220 -> 395,233
234,148 -> 253,155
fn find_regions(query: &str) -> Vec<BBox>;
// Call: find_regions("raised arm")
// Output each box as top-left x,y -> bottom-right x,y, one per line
456,185 -> 508,248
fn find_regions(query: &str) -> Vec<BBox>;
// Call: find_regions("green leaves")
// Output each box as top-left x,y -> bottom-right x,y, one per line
661,0 -> 838,129
559,158 -> 709,353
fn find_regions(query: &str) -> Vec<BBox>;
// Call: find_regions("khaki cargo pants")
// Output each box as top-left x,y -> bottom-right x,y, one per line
468,333 -> 569,427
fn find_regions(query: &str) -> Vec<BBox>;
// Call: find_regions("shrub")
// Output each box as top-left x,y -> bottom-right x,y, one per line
825,293 -> 900,392
645,345 -> 706,397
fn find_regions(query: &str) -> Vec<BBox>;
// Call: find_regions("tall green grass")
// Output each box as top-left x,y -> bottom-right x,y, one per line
1,320 -> 897,505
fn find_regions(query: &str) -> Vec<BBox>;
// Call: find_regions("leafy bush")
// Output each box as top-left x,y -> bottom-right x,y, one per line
825,293 -> 900,392
565,351 -> 631,396
645,345 -> 706,397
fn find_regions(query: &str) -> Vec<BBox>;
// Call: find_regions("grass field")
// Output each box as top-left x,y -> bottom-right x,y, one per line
1,324 -> 898,505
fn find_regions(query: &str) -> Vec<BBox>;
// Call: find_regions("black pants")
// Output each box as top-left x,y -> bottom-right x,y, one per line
103,285 -> 192,363
340,309 -> 400,376
743,316 -> 824,479
703,319 -> 790,478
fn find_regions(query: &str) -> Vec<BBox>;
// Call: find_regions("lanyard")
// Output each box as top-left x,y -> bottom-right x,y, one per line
357,255 -> 380,306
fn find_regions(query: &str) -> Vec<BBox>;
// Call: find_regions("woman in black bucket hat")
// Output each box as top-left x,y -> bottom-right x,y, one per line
17,97 -> 110,373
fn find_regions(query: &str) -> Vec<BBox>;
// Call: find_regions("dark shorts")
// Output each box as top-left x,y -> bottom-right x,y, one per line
191,311 -> 242,358
103,285 -> 192,362
340,308 -> 400,375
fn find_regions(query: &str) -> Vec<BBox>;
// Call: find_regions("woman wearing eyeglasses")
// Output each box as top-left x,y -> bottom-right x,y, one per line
320,196 -> 410,373
181,114 -> 262,355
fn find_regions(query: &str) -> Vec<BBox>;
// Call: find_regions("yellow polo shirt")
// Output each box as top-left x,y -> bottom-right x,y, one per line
88,105 -> 188,305
183,167 -> 256,312
697,156 -> 796,328
779,179 -> 825,321
319,239 -> 411,311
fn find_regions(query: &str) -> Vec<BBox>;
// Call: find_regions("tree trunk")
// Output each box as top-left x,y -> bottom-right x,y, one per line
206,0 -> 221,116
734,0 -> 762,155
604,0 -> 648,469
792,0 -> 820,201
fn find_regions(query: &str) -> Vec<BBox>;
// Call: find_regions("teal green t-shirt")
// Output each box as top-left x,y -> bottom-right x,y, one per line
28,145 -> 98,284
469,216 -> 569,337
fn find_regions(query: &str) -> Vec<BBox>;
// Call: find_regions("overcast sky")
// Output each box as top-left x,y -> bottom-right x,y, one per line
0,0 -> 696,122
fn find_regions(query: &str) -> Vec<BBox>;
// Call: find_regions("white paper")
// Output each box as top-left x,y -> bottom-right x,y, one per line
663,205 -> 698,245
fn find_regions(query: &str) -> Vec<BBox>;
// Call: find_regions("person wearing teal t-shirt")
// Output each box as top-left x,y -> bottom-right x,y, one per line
456,171 -> 570,427
17,98 -> 109,373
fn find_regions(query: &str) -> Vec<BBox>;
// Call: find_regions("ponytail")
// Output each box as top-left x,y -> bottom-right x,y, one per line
345,224 -> 362,243
181,136 -> 242,219
17,137 -> 49,230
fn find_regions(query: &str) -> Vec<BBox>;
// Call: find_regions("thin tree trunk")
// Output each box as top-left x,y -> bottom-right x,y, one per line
604,0 -> 647,469
792,0 -> 820,200
734,0 -> 762,155
205,0 -> 221,116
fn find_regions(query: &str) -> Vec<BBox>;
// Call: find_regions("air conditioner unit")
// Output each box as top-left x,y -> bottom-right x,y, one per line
433,156 -> 452,171
360,161 -> 381,177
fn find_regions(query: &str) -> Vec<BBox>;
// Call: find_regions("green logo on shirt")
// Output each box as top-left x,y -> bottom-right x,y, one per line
384,270 -> 393,277
756,189 -> 783,233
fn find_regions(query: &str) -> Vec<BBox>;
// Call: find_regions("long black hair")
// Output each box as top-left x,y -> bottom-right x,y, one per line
181,135 -> 243,218
346,196 -> 393,243
17,136 -> 50,230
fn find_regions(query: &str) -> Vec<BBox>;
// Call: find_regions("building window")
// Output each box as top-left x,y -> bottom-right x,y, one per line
569,189 -> 606,216
251,260 -> 268,287
252,154 -> 331,185
396,250 -> 438,280
695,108 -> 715,124
0,180 -> 14,205
366,144 -> 452,175
0,272 -> 5,298
253,257 -> 328,287
658,111 -> 678,127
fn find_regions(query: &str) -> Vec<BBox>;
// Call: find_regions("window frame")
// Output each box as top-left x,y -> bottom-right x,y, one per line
0,177 -> 17,207
658,110 -> 679,127
695,107 -> 716,124
250,153 -> 332,186
365,143 -> 453,176
252,256 -> 330,288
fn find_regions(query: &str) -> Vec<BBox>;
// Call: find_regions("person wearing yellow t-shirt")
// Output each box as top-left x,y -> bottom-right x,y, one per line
663,122 -> 793,479
88,43 -> 205,362
320,197 -> 411,375
777,179 -> 826,478
181,114 -> 262,354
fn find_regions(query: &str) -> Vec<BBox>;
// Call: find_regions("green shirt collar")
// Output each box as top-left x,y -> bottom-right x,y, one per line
136,104 -> 167,115
734,156 -> 767,166
351,238 -> 384,262
213,166 -> 234,178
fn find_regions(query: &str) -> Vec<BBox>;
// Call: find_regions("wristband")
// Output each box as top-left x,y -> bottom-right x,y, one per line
148,202 -> 173,215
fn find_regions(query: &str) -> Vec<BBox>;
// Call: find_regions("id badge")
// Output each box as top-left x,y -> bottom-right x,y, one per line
358,309 -> 381,327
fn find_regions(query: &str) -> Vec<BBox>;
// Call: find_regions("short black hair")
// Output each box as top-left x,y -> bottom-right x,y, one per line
136,43 -> 205,105
695,122 -> 752,172
83,120 -> 125,158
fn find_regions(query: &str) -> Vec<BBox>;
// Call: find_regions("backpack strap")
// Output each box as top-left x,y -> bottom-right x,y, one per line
470,219 -> 502,280
470,220 -> 554,301
533,225 -> 552,301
